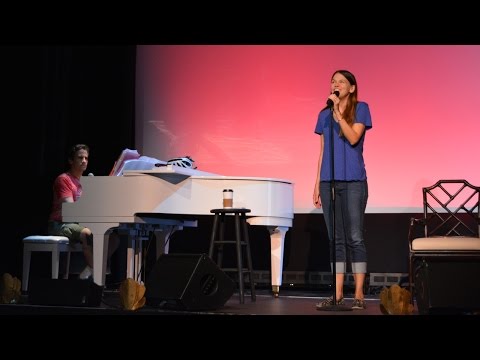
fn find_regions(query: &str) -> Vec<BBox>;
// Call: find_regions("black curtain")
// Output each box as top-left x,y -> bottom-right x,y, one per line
1,45 -> 136,278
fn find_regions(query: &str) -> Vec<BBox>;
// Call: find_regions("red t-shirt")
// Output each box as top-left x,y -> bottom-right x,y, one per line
49,172 -> 82,222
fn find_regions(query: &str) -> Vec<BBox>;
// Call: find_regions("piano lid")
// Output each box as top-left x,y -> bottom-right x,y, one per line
123,164 -> 219,184
63,172 -> 294,221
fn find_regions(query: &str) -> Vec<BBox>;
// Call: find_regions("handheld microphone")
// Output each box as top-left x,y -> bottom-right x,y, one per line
326,90 -> 340,107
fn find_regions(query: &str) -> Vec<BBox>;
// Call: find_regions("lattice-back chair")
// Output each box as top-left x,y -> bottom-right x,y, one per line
408,179 -> 480,313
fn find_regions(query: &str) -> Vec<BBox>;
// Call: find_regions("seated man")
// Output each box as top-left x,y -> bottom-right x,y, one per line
48,144 -> 120,279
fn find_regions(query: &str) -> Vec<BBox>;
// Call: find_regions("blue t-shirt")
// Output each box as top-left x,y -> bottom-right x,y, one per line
314,101 -> 372,181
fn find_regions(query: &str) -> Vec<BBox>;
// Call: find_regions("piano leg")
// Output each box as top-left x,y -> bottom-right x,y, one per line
87,223 -> 119,287
92,232 -> 109,287
267,226 -> 288,298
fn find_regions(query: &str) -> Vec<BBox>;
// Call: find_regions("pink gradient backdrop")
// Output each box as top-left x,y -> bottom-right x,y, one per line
135,45 -> 479,213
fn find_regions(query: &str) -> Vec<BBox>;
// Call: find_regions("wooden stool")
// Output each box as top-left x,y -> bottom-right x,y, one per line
208,208 -> 256,303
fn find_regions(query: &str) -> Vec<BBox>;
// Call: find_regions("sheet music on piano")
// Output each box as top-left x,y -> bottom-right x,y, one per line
109,148 -> 140,176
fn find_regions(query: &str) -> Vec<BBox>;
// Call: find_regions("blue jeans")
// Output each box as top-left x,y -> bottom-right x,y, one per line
320,181 -> 368,274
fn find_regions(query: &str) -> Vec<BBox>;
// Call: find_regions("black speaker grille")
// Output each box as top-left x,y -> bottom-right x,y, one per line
145,253 -> 234,311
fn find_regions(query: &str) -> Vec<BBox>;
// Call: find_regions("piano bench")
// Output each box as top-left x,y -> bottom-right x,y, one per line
22,235 -> 83,293
208,208 -> 256,304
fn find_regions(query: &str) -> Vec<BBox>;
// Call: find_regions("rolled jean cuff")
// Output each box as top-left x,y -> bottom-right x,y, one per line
331,262 -> 346,274
351,262 -> 367,273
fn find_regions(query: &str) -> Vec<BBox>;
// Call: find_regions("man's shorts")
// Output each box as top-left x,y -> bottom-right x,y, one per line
48,222 -> 85,244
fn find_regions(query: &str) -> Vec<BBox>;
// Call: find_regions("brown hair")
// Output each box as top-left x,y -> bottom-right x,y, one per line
332,70 -> 358,137
68,144 -> 89,161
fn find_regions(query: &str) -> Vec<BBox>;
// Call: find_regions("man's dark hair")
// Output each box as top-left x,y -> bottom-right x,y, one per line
68,144 -> 90,160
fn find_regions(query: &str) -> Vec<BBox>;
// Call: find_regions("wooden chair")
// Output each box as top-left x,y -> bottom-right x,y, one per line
408,179 -> 480,313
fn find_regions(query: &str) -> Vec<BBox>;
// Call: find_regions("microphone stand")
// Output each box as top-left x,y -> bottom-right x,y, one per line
317,107 -> 351,312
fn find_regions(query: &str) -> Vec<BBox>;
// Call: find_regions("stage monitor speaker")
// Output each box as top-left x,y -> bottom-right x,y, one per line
29,278 -> 103,307
145,253 -> 234,311
414,258 -> 480,314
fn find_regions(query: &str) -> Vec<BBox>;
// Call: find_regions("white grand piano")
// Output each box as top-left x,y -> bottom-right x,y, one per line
62,165 -> 294,296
